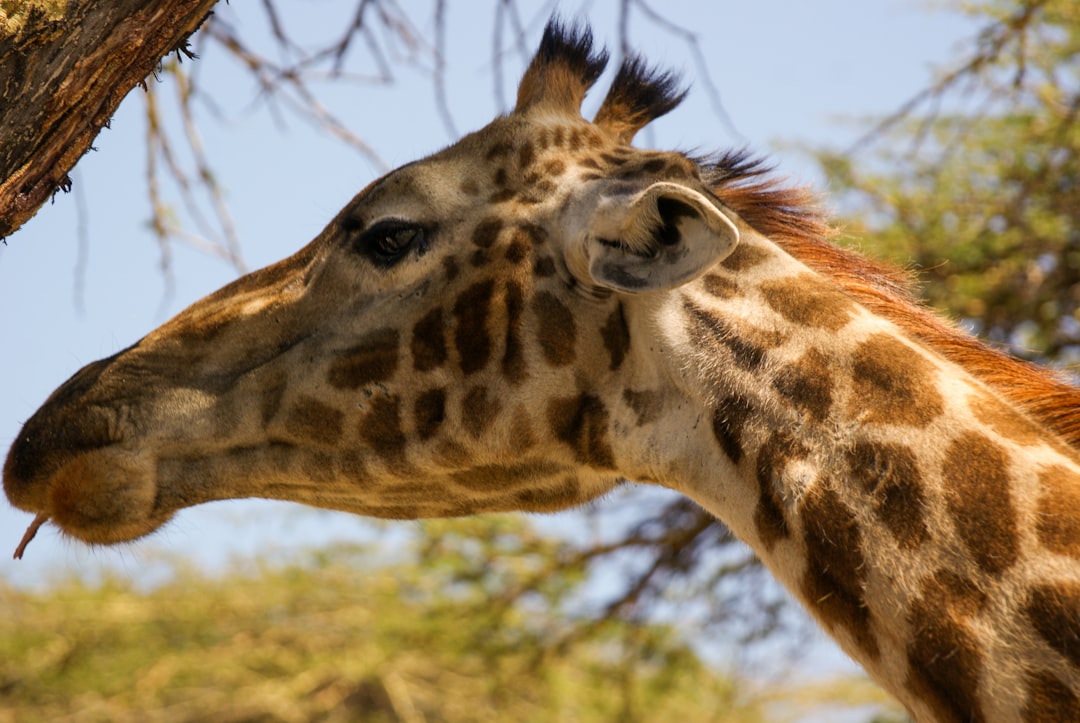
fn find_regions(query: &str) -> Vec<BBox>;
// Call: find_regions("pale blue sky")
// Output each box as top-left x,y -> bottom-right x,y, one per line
0,0 -> 980,708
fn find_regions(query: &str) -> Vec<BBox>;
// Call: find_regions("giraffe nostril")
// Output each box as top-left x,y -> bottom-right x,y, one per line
3,398 -> 122,513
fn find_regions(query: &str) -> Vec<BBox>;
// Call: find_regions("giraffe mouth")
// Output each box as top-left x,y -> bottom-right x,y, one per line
5,441 -> 175,553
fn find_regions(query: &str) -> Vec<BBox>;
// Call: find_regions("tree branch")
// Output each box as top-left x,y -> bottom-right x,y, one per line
0,0 -> 220,238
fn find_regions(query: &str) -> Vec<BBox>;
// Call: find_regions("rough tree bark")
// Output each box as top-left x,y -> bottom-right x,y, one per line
0,0 -> 220,239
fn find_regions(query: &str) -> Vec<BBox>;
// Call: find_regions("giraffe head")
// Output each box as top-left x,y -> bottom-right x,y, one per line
4,21 -> 741,545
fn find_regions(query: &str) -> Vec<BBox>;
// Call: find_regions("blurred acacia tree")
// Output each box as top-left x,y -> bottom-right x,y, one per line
820,0 -> 1080,367
0,517 -> 779,722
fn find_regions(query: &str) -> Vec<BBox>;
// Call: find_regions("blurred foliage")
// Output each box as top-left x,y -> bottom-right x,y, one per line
820,0 -> 1080,366
0,515 -> 899,722
0,519 -> 746,722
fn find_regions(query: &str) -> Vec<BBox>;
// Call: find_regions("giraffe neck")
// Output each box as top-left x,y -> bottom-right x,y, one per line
626,227 -> 1080,722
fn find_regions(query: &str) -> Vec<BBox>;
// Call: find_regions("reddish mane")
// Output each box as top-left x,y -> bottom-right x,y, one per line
704,150 -> 1080,449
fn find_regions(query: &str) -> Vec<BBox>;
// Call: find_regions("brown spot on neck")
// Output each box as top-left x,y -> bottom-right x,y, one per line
760,273 -> 856,332
711,395 -> 755,465
942,432 -> 1019,576
1023,670 -> 1080,722
801,482 -> 880,661
848,334 -> 944,427
623,388 -> 664,427
771,348 -> 834,423
684,301 -> 772,371
845,441 -> 929,550
753,430 -> 803,549
905,570 -> 988,723
1036,465 -> 1080,559
1025,581 -> 1080,670
600,302 -> 630,371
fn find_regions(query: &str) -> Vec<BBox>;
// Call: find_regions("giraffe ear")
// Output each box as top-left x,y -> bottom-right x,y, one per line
583,182 -> 739,293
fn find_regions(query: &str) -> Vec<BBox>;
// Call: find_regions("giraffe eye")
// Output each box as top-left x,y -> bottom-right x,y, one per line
352,219 -> 428,267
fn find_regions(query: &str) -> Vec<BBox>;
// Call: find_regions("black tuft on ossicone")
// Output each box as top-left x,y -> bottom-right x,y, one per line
537,17 -> 610,92
604,54 -> 688,127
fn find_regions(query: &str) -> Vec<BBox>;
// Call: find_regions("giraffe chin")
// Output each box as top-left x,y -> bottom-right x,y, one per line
42,448 -> 173,545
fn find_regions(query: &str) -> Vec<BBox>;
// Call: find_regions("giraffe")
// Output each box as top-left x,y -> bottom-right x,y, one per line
6,19 -> 1080,722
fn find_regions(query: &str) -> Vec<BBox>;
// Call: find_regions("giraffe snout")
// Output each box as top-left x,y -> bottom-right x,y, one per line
3,349 -> 172,544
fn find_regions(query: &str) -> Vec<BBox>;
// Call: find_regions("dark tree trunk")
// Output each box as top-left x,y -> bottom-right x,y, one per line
0,0 -> 219,239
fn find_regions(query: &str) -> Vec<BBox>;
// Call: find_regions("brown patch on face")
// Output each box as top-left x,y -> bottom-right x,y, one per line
547,393 -> 615,468
640,157 -> 667,175
685,301 -> 773,371
260,371 -> 288,426
846,441 -> 929,550
358,395 -> 407,462
712,395 -> 754,465
1036,465 -> 1080,559
801,482 -> 880,660
565,127 -> 583,150
772,348 -> 834,423
412,307 -> 447,372
534,256 -> 557,277
414,388 -> 446,441
623,388 -> 665,427
502,281 -> 527,385
327,328 -> 400,390
517,181 -> 555,203
1025,581 -> 1080,670
754,430 -> 806,549
969,393 -> 1044,445
542,159 -> 566,177
720,243 -> 771,271
760,273 -> 855,332
489,189 -> 515,204
533,291 -> 576,366
472,217 -> 503,249
493,167 -> 508,188
442,255 -> 460,282
462,385 -> 501,439
701,273 -> 739,299
504,233 -> 530,264
905,570 -> 987,723
286,396 -> 345,446
453,280 -> 496,375
485,141 -> 513,160
943,432 -> 1019,576
1023,670 -> 1080,722
600,303 -> 630,371
509,405 -> 536,451
459,179 -> 479,196
517,223 -> 547,246
518,141 -> 536,170
849,334 -> 944,427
